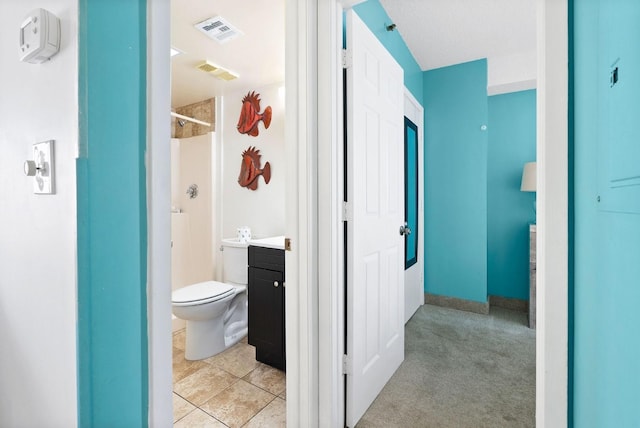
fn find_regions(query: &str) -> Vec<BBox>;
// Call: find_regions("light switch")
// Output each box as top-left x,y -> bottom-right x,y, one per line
24,140 -> 55,194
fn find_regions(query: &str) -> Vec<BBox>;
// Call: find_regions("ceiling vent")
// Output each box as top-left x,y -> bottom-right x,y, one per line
194,15 -> 243,44
196,61 -> 239,81
196,61 -> 219,73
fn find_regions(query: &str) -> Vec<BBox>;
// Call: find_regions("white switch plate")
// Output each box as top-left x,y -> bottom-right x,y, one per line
32,140 -> 55,194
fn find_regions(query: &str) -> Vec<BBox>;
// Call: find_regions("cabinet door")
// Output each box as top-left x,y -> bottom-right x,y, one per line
248,266 -> 285,369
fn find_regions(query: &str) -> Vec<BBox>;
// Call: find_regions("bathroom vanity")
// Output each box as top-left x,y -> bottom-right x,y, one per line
248,237 -> 285,371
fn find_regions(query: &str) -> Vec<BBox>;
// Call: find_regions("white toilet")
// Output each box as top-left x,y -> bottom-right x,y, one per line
172,238 -> 249,360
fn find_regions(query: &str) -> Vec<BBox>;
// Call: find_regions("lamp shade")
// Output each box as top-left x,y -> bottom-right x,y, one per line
520,162 -> 536,192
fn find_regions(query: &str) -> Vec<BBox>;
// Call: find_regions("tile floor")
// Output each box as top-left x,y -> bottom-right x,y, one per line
173,330 -> 286,427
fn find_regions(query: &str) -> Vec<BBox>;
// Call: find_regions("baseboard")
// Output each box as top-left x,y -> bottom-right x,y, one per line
424,293 -> 489,315
488,295 -> 528,313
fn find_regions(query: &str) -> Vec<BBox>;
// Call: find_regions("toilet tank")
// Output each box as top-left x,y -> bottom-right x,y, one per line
221,238 -> 249,285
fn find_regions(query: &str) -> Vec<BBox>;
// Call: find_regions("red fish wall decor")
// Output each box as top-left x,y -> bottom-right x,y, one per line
237,91 -> 272,137
238,146 -> 271,190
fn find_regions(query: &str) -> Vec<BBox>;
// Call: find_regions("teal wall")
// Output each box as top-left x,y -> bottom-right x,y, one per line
572,0 -> 640,425
487,90 -> 536,300
77,0 -> 149,426
423,60 -> 488,303
355,2 -> 535,304
353,0 -> 423,104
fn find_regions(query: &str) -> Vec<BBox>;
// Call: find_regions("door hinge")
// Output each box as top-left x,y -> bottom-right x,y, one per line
342,354 -> 352,375
342,201 -> 352,222
342,49 -> 352,69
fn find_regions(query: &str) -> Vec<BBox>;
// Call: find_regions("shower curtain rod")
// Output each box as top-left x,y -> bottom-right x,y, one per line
170,111 -> 212,127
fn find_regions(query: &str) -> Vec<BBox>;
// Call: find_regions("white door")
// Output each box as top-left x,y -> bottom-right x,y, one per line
403,90 -> 424,323
345,10 -> 405,427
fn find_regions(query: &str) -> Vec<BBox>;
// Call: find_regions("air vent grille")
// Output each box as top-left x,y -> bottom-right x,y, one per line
194,16 -> 243,44
195,60 -> 239,81
214,70 -> 238,81
196,61 -> 219,73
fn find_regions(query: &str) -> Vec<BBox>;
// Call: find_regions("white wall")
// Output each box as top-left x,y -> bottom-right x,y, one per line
222,83 -> 286,239
487,50 -> 537,95
0,1 -> 78,426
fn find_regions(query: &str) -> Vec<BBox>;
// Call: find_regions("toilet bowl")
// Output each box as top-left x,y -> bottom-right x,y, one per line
172,238 -> 249,360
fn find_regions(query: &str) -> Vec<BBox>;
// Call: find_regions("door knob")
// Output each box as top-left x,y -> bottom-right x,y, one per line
399,223 -> 412,236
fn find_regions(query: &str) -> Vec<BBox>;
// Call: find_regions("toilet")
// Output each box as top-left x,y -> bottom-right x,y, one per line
172,238 -> 249,360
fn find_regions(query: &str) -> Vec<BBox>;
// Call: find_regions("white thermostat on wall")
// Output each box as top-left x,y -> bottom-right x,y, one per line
19,8 -> 60,64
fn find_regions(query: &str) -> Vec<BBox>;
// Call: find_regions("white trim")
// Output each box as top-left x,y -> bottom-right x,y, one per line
487,79 -> 537,96
317,1 -> 345,427
147,0 -> 173,425
536,0 -> 568,426
285,0 -> 319,425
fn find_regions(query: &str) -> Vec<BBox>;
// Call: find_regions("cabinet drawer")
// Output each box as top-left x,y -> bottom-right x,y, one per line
249,245 -> 285,272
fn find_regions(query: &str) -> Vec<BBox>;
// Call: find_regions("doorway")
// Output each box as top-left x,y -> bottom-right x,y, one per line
147,1 -> 569,426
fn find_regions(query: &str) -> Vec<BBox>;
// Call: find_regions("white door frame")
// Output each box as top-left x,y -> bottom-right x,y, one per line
145,1 -> 568,427
536,0 -> 568,426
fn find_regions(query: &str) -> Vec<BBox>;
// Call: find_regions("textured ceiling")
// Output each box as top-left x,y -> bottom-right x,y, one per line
378,0 -> 536,71
170,0 -> 536,107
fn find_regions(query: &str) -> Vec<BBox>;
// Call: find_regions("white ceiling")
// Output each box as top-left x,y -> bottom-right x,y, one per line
378,0 -> 536,71
170,0 -> 285,108
170,0 -> 535,107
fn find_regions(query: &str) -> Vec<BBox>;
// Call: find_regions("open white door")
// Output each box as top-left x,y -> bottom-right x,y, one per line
345,10 -> 405,427
403,90 -> 424,323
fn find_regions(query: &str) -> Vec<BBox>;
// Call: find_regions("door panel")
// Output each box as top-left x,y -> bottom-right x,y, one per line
345,10 -> 405,427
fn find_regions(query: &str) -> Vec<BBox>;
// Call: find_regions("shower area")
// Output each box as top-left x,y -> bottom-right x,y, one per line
170,98 -> 222,332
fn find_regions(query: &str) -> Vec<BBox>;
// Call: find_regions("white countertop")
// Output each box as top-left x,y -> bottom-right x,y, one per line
249,235 -> 285,250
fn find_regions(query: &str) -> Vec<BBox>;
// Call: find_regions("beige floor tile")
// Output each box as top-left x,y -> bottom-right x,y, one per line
200,380 -> 275,428
174,364 -> 239,406
243,397 -> 286,428
278,387 -> 286,400
243,363 -> 286,396
173,393 -> 196,423
173,350 -> 208,384
174,408 -> 227,428
204,343 -> 259,378
173,346 -> 184,359
173,329 -> 186,351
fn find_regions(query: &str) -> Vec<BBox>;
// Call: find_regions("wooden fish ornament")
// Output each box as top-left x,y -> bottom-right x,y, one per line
237,91 -> 272,137
238,146 -> 271,190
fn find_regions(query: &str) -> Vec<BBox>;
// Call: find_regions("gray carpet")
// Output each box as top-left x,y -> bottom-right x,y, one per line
356,304 -> 536,428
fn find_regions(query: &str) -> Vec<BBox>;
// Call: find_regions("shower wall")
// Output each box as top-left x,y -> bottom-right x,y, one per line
172,98 -> 215,138
171,133 -> 217,299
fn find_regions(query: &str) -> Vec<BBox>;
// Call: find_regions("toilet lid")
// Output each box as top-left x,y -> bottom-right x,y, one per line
172,281 -> 235,304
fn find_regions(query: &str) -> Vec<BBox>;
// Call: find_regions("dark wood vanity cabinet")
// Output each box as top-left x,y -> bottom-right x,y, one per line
248,245 -> 285,371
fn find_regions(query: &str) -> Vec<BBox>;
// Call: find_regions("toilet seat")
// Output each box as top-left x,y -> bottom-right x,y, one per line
172,281 -> 235,306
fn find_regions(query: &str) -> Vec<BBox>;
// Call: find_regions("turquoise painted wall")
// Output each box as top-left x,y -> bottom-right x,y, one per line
353,0 -> 423,104
423,60 -> 488,303
573,0 -> 640,426
487,90 -> 536,300
77,0 -> 148,426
